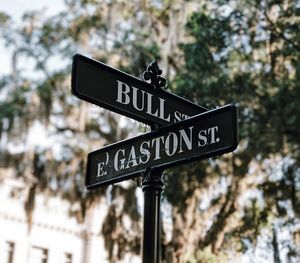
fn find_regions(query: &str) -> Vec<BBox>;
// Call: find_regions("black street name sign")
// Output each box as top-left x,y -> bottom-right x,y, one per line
86,104 -> 238,189
72,54 -> 208,126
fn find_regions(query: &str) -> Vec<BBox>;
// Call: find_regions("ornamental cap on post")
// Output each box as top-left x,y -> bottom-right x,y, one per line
143,61 -> 167,89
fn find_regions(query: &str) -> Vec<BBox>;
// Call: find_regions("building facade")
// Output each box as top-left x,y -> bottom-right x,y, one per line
0,173 -> 140,263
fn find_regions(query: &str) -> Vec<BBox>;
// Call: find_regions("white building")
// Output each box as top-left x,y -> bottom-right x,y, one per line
0,170 -> 140,263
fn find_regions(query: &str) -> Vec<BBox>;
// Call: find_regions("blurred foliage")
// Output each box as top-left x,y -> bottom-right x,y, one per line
0,0 -> 299,262
169,0 -> 300,261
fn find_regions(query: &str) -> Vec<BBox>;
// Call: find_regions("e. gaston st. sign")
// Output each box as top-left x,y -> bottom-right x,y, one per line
86,105 -> 237,189
71,54 -> 238,189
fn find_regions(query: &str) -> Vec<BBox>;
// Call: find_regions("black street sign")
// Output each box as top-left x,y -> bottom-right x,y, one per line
72,54 -> 208,126
86,104 -> 238,189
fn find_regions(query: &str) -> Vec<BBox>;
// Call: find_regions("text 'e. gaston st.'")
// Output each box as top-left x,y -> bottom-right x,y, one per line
96,124 -> 220,177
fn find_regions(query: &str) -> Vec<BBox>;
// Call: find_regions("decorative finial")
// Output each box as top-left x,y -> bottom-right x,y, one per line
142,61 -> 167,89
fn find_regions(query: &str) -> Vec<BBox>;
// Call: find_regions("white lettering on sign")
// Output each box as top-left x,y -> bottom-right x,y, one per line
139,141 -> 151,164
159,98 -> 170,122
116,80 -> 130,105
132,86 -> 145,111
126,146 -> 138,169
179,127 -> 193,153
165,132 -> 178,156
114,149 -> 125,172
151,136 -> 165,160
198,126 -> 219,147
97,152 -> 109,177
97,162 -> 106,177
96,125 -> 220,178
174,111 -> 190,122
115,80 -> 174,123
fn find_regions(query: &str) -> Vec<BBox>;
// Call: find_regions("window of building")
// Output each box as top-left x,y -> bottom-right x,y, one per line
64,253 -> 72,263
3,241 -> 14,263
29,246 -> 48,263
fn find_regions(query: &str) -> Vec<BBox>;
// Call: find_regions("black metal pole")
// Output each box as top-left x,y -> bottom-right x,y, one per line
141,60 -> 166,263
142,168 -> 164,263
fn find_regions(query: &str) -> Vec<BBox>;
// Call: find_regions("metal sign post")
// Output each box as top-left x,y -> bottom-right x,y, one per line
71,55 -> 239,263
142,168 -> 164,263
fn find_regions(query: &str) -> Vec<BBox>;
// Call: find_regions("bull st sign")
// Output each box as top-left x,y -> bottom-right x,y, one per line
72,54 -> 208,126
86,105 -> 238,189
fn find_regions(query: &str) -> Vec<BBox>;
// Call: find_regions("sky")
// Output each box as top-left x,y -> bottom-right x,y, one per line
0,0 -> 65,75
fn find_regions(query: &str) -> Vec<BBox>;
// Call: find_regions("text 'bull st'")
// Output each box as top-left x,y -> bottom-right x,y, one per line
86,105 -> 238,189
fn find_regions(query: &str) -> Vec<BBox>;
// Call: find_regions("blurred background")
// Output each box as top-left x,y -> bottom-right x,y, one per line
0,0 -> 299,262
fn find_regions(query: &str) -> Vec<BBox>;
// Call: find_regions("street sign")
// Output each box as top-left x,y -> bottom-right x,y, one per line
86,104 -> 238,189
72,54 -> 208,126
